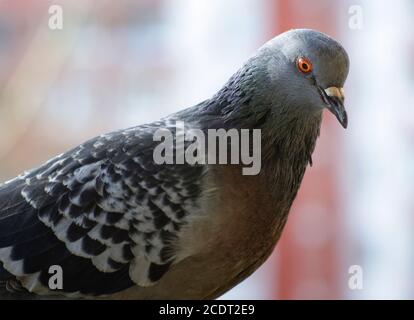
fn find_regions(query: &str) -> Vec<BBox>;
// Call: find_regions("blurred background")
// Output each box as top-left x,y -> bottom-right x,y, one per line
0,0 -> 413,299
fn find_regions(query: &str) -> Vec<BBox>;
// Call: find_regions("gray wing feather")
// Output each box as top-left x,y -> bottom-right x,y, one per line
0,119 -> 206,296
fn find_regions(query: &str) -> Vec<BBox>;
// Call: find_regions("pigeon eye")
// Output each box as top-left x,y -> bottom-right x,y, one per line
297,57 -> 313,74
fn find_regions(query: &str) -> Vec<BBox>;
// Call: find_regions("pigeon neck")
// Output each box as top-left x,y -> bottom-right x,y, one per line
259,110 -> 322,202
262,109 -> 322,162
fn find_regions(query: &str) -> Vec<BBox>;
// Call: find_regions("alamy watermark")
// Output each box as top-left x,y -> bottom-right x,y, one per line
48,264 -> 63,290
348,5 -> 364,30
48,5 -> 63,30
348,264 -> 363,290
153,121 -> 262,175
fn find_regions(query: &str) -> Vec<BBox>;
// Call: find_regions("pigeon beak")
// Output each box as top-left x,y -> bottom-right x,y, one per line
322,87 -> 348,129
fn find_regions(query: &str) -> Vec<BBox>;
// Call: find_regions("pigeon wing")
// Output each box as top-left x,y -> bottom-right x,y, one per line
0,121 -> 205,297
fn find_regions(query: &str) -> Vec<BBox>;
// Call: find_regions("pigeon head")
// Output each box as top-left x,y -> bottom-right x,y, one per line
250,29 -> 350,128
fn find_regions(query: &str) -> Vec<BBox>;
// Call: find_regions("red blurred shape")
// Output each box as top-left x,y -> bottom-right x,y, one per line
271,0 -> 344,300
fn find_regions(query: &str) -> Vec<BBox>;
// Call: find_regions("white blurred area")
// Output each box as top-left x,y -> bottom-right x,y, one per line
344,0 -> 414,299
0,0 -> 413,299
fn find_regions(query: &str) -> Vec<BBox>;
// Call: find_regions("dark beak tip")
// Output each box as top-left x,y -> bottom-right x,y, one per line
326,99 -> 347,129
340,111 -> 348,129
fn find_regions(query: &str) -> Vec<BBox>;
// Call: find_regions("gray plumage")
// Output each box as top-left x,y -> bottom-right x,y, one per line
0,29 -> 349,299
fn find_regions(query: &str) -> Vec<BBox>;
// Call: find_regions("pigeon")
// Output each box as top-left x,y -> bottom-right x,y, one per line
0,29 -> 349,299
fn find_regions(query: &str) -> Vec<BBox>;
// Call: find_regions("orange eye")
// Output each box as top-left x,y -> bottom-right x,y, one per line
297,57 -> 313,74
